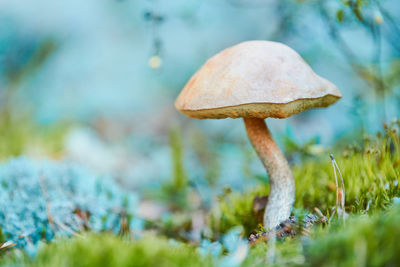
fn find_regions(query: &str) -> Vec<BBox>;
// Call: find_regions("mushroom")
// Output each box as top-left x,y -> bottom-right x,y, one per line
174,41 -> 341,229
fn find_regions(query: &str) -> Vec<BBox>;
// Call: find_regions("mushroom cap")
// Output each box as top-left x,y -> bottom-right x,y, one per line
175,41 -> 341,119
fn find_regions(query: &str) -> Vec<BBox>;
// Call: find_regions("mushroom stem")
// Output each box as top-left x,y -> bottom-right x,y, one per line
244,117 -> 295,230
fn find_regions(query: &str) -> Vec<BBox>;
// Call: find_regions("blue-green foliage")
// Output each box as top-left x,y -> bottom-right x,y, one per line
199,226 -> 249,267
0,157 -> 141,251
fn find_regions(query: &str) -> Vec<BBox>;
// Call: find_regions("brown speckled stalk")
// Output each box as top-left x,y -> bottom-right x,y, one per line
244,117 -> 295,230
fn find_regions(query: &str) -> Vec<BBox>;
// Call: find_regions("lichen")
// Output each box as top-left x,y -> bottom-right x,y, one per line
0,157 -> 141,250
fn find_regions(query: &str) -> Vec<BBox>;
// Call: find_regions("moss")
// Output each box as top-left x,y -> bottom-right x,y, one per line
148,212 -> 194,241
4,206 -> 400,267
294,121 -> 400,213
0,121 -> 399,266
208,121 -> 399,237
208,185 -> 269,238
304,205 -> 400,266
1,234 -> 213,267
243,239 -> 305,267
243,204 -> 400,267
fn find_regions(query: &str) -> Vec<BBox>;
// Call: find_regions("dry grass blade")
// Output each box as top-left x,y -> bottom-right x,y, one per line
330,154 -> 340,216
329,207 -> 336,224
330,154 -> 346,222
53,219 -> 84,238
314,207 -> 324,217
314,207 -> 328,224
0,241 -> 17,250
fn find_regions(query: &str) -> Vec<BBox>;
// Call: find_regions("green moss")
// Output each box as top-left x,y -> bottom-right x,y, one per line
4,207 -> 400,267
294,122 -> 400,213
208,122 -> 399,237
1,234 -> 213,267
208,185 -> 269,238
243,239 -> 305,267
0,122 -> 399,266
148,212 -> 194,241
304,205 -> 400,266
243,204 -> 400,267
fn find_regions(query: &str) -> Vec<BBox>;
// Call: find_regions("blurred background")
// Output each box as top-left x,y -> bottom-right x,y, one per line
0,0 -> 399,218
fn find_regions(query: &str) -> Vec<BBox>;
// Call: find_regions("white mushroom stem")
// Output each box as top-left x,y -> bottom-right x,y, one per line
244,117 -> 295,230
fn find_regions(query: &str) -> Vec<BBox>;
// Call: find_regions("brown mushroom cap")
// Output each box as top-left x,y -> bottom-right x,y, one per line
175,41 -> 341,119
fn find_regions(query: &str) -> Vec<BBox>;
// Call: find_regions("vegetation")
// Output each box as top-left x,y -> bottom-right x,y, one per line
242,204 -> 400,267
2,205 -> 400,266
0,120 -> 398,266
0,158 -> 138,249
294,120 -> 400,213
0,1 -> 399,266
305,204 -> 400,267
0,234 -> 213,267
208,120 -> 400,238
208,185 -> 269,239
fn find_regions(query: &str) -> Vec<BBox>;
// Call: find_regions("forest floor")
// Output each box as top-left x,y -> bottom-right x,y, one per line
0,120 -> 399,267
